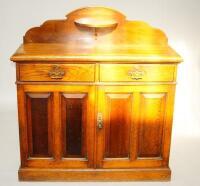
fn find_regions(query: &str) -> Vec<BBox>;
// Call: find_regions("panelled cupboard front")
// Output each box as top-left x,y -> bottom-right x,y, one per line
18,85 -> 95,169
18,83 -> 174,168
11,7 -> 182,181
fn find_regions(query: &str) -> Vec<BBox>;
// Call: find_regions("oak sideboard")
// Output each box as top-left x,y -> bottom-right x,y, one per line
11,7 -> 182,181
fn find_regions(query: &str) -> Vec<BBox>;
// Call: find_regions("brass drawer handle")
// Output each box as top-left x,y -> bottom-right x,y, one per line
48,65 -> 65,79
128,69 -> 145,80
97,113 -> 103,129
131,77 -> 142,80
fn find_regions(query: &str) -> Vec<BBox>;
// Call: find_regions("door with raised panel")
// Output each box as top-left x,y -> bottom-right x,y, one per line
60,87 -> 95,168
18,85 -> 95,169
96,85 -> 175,168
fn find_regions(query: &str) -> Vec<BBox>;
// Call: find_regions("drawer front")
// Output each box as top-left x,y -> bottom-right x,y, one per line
100,64 -> 176,82
19,64 -> 95,82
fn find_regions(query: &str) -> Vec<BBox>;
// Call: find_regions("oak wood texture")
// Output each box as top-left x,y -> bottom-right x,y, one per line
61,93 -> 87,158
100,64 -> 176,82
26,93 -> 53,157
10,7 -> 182,63
19,85 -> 95,169
11,7 -> 181,181
96,85 -> 175,169
104,93 -> 132,158
11,43 -> 182,63
138,93 -> 166,157
18,168 -> 171,181
19,64 -> 95,82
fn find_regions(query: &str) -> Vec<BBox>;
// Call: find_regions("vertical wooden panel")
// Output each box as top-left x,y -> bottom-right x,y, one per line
52,92 -> 62,160
105,94 -> 132,158
61,93 -> 87,158
26,93 -> 52,157
138,93 -> 166,158
17,85 -> 29,167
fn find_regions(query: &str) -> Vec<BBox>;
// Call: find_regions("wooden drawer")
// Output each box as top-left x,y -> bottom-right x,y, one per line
19,64 -> 95,82
100,64 -> 176,82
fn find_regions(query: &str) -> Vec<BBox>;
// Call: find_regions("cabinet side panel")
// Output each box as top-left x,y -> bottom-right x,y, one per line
26,93 -> 52,157
138,93 -> 166,158
105,94 -> 132,158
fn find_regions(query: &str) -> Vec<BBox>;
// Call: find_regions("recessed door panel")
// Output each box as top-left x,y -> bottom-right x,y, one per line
26,93 -> 52,157
105,94 -> 131,158
61,93 -> 87,158
138,93 -> 166,158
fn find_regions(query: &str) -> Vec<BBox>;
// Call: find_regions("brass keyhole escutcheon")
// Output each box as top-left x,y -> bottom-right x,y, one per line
97,113 -> 103,129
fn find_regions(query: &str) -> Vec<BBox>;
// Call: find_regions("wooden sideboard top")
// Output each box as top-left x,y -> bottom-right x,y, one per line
11,7 -> 182,63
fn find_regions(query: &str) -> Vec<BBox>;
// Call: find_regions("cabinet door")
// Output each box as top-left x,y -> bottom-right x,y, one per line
60,86 -> 95,168
18,85 -> 95,168
96,85 -> 175,168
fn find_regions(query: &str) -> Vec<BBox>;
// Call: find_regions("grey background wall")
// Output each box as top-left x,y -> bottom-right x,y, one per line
0,0 -> 200,185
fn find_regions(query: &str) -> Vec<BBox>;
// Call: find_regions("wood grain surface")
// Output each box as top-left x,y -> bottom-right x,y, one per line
11,7 -> 181,181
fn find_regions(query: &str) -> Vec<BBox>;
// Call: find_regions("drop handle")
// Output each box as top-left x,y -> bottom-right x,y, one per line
97,113 -> 103,129
131,77 -> 143,80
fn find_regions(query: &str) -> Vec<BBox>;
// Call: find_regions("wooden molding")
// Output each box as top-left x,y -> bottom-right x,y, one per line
24,7 -> 167,47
